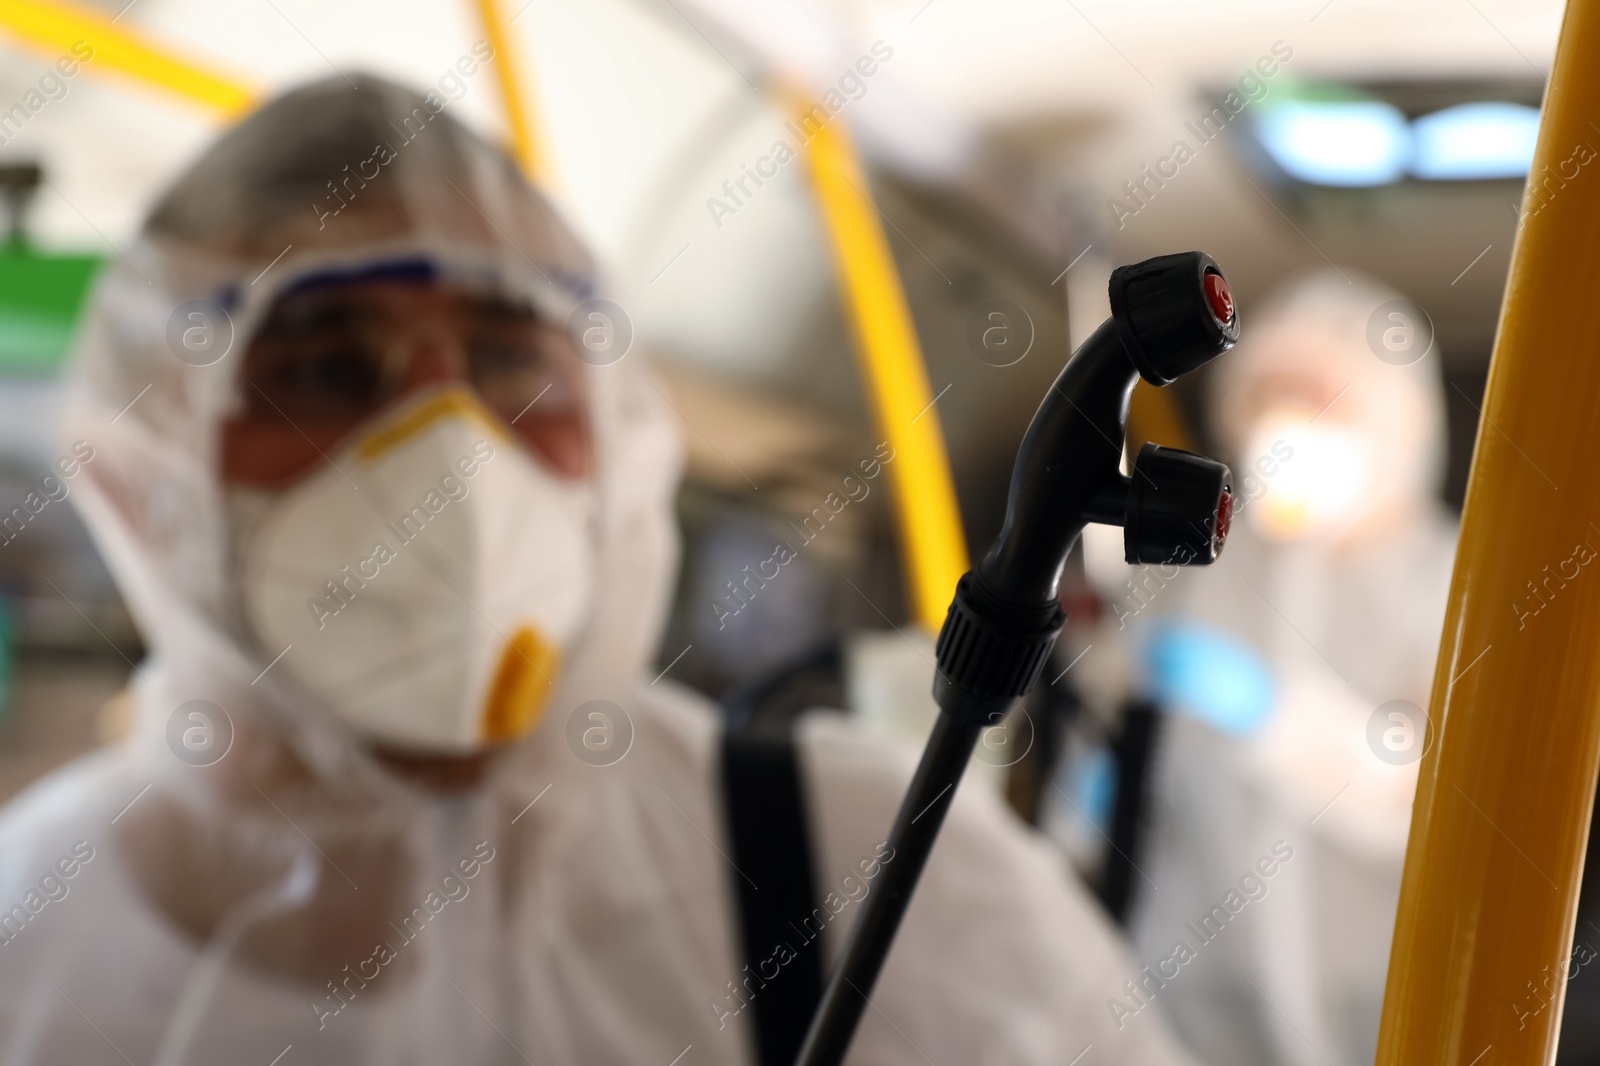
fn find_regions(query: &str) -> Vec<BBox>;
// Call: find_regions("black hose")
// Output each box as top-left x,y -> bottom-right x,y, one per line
792,712 -> 986,1066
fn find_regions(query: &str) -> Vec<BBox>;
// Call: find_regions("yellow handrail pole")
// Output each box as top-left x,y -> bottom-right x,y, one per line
469,0 -> 551,187
0,0 -> 254,116
794,97 -> 969,631
1127,379 -> 1196,454
1377,6 -> 1600,1063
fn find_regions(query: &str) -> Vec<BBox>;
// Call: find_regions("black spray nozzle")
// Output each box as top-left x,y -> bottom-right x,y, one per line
795,250 -> 1242,1066
967,251 -> 1236,610
931,251 -> 1236,710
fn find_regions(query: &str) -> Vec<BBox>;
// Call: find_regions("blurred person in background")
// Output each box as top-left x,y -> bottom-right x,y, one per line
0,75 -> 1196,1066
1127,270 -> 1457,1066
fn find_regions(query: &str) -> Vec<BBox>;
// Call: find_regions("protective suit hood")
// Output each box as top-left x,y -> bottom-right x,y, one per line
62,72 -> 683,790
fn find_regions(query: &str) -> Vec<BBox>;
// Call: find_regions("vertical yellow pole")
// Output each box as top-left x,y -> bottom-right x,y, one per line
1377,5 -> 1600,1062
795,101 -> 969,630
1126,379 -> 1195,454
471,0 -> 550,186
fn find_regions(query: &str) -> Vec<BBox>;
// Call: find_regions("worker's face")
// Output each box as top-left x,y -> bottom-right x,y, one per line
223,279 -> 597,784
221,280 -> 592,489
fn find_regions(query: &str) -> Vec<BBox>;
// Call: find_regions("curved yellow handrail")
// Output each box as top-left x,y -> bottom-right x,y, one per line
0,0 -> 254,116
794,95 -> 969,631
469,0 -> 551,187
0,0 -> 544,185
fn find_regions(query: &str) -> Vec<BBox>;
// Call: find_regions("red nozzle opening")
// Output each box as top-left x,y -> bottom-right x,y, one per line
1215,490 -> 1233,548
1204,270 -> 1234,325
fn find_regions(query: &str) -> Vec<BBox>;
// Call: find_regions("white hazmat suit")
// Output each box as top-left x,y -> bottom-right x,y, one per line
0,75 -> 1193,1066
1127,271 -> 1457,1066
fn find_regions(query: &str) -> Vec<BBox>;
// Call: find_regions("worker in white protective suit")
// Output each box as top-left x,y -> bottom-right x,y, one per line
1125,270 -> 1457,1066
0,75 -> 1197,1066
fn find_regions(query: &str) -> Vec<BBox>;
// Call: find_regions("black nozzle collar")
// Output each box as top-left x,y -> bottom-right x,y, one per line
934,572 -> 1062,713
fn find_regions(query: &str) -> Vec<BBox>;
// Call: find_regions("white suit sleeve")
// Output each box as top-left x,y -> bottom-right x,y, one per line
797,713 -> 1199,1066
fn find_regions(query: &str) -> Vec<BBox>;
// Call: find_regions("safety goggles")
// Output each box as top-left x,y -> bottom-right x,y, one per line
224,279 -> 591,487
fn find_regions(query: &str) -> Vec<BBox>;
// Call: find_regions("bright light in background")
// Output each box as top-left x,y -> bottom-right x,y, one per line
1255,99 -> 1410,186
1254,89 -> 1541,186
1410,101 -> 1540,180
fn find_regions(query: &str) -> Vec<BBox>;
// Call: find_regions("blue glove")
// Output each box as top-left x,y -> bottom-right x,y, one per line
1143,621 -> 1275,735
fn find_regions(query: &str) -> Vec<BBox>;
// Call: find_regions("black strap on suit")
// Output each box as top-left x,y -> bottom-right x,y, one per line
721,728 -> 825,1066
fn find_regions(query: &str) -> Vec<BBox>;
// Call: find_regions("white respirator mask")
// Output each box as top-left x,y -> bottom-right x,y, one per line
1245,413 -> 1374,543
240,386 -> 595,755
